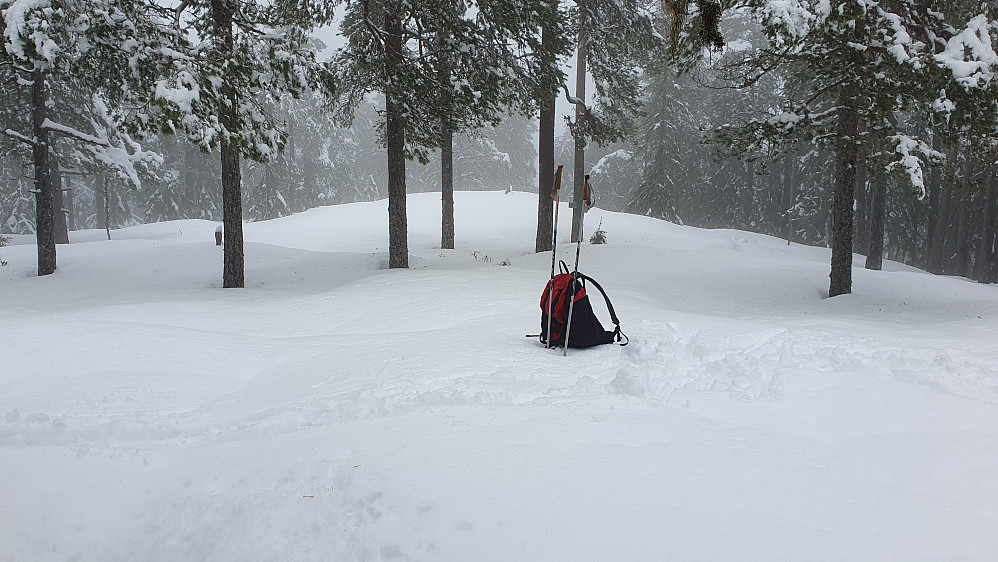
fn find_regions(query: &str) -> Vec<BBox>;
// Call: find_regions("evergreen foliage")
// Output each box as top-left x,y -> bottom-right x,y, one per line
701,1 -> 998,295
330,0 -> 569,266
567,0 -> 661,148
147,0 -> 334,287
1,0 -> 166,274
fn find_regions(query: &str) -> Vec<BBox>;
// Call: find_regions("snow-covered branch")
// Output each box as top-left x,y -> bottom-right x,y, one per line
561,83 -> 588,110
1,128 -> 36,146
41,118 -> 109,146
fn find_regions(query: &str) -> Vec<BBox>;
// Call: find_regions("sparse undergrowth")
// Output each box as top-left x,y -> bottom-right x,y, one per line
589,219 -> 607,245
469,251 -> 510,266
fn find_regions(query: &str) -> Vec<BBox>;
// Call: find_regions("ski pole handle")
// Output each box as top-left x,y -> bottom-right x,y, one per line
551,165 -> 564,200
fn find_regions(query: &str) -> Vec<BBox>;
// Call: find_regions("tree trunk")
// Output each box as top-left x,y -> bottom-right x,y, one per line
285,119 -> 302,212
220,141 -> 244,287
953,159 -> 973,277
213,0 -> 245,288
926,133 -> 942,271
865,175 -> 886,270
385,10 -> 408,269
51,156 -> 69,244
441,128 -> 454,249
829,86 -> 858,297
65,173 -> 76,232
535,98 -> 556,253
571,1 -> 588,243
783,151 -> 796,244
534,21 -> 558,254
977,171 -> 997,282
929,157 -> 953,274
97,172 -> 110,239
31,71 -> 56,276
986,182 -> 998,284
854,136 -> 869,256
439,27 -> 455,251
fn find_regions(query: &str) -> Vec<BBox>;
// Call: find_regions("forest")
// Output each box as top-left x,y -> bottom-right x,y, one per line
2,0 -> 997,294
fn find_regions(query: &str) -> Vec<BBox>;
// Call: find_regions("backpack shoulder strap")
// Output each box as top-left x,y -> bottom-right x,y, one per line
577,272 -> 628,346
577,273 -> 619,326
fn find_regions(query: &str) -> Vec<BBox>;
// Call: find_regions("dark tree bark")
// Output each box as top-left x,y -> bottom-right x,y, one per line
854,136 -> 869,256
213,0 -> 245,287
782,151 -> 796,244
829,86 -> 859,297
571,2 -> 588,244
65,173 -> 76,232
953,159 -> 973,277
385,10 -> 408,269
438,29 -> 455,251
977,171 -> 997,282
929,160 -> 953,274
220,139 -> 244,287
51,155 -> 69,244
97,172 -> 109,239
865,175 -> 886,270
285,119 -> 302,212
31,71 -> 56,276
441,128 -> 454,249
535,98 -> 556,253
926,133 -> 942,271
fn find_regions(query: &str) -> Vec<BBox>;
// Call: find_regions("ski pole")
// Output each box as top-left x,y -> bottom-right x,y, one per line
563,174 -> 593,356
545,165 -> 564,348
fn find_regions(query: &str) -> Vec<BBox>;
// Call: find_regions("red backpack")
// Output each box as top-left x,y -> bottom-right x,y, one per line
540,261 -> 627,348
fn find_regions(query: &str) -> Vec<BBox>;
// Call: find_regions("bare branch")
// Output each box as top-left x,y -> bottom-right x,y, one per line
363,0 -> 387,50
174,0 -> 190,26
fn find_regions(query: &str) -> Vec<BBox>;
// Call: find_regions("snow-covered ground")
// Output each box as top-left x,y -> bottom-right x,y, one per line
2,191 -> 997,561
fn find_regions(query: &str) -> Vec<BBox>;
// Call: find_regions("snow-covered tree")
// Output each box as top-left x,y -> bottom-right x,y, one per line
152,0 -> 334,287
1,0 -> 163,275
707,1 -> 998,296
565,0 -> 661,241
331,0 -> 562,266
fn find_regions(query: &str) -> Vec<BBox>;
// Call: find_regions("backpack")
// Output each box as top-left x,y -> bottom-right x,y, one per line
540,261 -> 628,349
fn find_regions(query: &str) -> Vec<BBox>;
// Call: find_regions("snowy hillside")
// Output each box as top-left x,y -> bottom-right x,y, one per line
2,191 -> 997,561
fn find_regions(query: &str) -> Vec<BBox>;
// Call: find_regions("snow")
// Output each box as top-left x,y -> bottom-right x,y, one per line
888,134 -> 931,198
589,149 -> 631,176
3,0 -> 60,64
935,15 -> 998,89
759,0 -> 818,45
2,191 -> 998,561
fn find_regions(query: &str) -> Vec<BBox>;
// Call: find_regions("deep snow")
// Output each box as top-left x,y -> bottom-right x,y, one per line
2,191 -> 997,561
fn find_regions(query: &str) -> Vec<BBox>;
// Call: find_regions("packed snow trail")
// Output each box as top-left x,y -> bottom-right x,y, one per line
2,192 -> 997,561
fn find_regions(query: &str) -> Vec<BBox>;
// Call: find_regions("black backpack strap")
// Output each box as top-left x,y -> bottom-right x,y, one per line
576,273 -> 619,326
576,272 -> 628,346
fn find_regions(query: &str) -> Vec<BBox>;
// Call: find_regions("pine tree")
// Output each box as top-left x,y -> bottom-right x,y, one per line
150,0 -> 334,287
708,1 -> 998,296
1,0 -> 162,275
331,0 -> 562,267
566,0 -> 661,242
